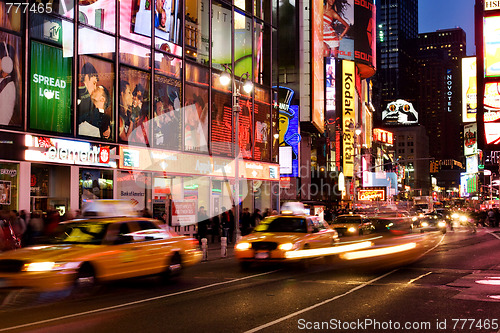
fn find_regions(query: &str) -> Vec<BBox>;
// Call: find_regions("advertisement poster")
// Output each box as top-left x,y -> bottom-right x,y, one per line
171,200 -> 196,226
117,171 -> 147,211
462,57 -> 476,122
238,97 -> 253,159
118,67 -> 150,144
0,180 -> 11,205
323,0 -> 354,60
211,3 -> 232,71
153,75 -> 182,150
382,99 -> 418,126
78,56 -> 115,141
353,0 -> 375,78
278,87 -> 300,177
132,0 -> 182,45
254,88 -> 271,161
312,0 -> 324,133
211,91 -> 233,157
0,163 -> 16,209
0,32 -> 22,128
30,41 -> 72,133
325,57 -> 336,141
342,60 -> 355,177
77,0 -> 116,33
184,85 -> 209,153
484,16 -> 500,78
464,124 -> 477,157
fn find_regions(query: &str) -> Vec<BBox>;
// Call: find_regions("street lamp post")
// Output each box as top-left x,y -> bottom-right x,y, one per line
220,70 -> 253,243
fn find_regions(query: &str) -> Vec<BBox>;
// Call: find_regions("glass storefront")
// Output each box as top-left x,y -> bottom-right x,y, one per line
79,168 -> 113,206
0,163 -> 19,212
31,164 -> 70,215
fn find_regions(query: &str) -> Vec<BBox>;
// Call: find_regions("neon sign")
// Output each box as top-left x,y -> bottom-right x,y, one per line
358,189 -> 385,201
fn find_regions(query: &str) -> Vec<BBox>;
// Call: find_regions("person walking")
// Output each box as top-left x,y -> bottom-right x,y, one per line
197,206 -> 209,244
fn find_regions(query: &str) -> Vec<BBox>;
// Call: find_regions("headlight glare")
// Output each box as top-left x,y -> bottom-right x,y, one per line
235,242 -> 252,250
278,243 -> 294,251
438,221 -> 446,228
22,262 -> 56,272
347,227 -> 357,233
421,222 -> 429,227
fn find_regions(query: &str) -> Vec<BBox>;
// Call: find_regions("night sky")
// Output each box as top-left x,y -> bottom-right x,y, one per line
419,0 -> 476,56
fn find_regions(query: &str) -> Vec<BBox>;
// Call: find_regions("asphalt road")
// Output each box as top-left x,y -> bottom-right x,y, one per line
0,227 -> 499,333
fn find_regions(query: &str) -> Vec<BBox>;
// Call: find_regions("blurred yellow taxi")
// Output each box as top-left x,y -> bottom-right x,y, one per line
235,213 -> 339,267
0,217 -> 202,292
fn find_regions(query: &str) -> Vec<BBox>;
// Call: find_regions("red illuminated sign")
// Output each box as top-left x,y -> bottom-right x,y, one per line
358,189 -> 385,201
373,128 -> 394,145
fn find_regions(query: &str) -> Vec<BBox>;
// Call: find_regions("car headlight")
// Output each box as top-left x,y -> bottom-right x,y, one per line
22,262 -> 56,272
438,221 -> 446,228
235,242 -> 252,250
412,216 -> 418,222
22,262 -> 80,272
278,243 -> 294,251
459,216 -> 467,222
421,222 -> 429,227
347,227 -> 357,233
451,213 -> 459,219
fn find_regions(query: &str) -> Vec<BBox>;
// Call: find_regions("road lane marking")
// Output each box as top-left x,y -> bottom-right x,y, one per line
0,270 -> 280,332
407,271 -> 432,284
423,233 -> 446,256
487,230 -> 500,240
244,269 -> 399,333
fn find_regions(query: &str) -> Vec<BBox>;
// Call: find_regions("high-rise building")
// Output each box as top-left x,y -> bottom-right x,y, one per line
416,28 -> 466,161
375,0 -> 419,115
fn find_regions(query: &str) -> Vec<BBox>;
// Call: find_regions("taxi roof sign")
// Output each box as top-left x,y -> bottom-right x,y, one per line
280,202 -> 306,215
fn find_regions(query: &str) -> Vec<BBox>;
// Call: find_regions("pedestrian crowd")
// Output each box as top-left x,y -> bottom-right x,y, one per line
0,209 -> 84,252
195,206 -> 278,245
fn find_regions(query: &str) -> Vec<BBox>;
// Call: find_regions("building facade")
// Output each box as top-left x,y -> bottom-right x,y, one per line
375,0 -> 419,117
416,28 -> 467,161
0,1 -> 280,225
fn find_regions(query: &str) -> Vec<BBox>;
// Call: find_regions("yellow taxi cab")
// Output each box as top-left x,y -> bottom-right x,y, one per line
0,217 -> 202,292
330,213 -> 373,236
234,212 -> 339,268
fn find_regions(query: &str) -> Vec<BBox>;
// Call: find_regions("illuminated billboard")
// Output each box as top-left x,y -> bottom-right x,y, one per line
466,155 -> 478,174
312,0 -> 325,133
322,0 -> 375,79
462,57 -> 477,123
278,87 -> 300,177
342,60 -> 355,177
323,0 -> 354,61
484,16 -> 500,78
381,100 -> 418,126
353,0 -> 376,78
358,188 -> 385,201
373,128 -> 393,145
464,123 -> 478,156
485,1 -> 500,10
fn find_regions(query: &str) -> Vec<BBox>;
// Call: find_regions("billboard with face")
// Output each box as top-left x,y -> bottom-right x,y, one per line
382,99 -> 418,126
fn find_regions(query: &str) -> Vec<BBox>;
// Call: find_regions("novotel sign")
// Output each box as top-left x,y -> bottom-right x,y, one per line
25,135 -> 113,167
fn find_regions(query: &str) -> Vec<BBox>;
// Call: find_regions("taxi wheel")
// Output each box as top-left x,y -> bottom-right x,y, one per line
73,263 -> 98,296
163,253 -> 183,281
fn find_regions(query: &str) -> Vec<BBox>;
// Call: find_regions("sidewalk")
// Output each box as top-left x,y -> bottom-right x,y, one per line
199,237 -> 236,262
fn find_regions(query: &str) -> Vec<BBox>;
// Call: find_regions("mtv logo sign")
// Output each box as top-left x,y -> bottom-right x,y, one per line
43,20 -> 61,42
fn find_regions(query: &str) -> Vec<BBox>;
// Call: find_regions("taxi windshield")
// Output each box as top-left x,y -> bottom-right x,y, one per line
47,222 -> 109,245
254,217 -> 307,233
